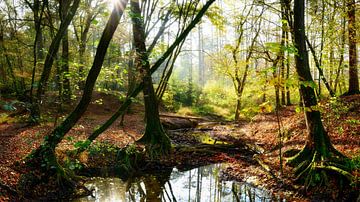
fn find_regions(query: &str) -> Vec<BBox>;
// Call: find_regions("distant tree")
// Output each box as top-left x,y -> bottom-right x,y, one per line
82,0 -> 216,151
73,0 -> 106,89
212,5 -> 263,121
287,0 -> 353,186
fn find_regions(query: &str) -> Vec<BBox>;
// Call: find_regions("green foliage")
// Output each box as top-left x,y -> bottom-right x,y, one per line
328,97 -> 349,119
299,80 -> 317,89
351,154 -> 360,170
63,158 -> 83,171
0,100 -> 21,111
116,144 -> 141,171
163,78 -> 202,110
74,140 -> 91,150
345,119 -> 360,125
205,5 -> 226,31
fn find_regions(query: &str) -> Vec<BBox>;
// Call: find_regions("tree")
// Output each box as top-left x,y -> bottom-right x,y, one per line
130,0 -> 171,156
24,0 -> 128,187
24,0 -> 46,113
31,0 -> 81,121
59,0 -> 72,103
82,0 -> 217,152
212,5 -> 263,121
73,0 -> 106,89
346,0 -> 359,94
286,0 -> 353,186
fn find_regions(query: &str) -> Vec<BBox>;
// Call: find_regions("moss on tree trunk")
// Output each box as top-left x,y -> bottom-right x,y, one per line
286,0 -> 353,188
130,0 -> 171,157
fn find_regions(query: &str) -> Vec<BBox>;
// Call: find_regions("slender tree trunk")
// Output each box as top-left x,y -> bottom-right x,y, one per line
305,37 -> 335,97
280,8 -> 286,105
78,15 -> 93,90
60,0 -> 71,103
334,16 -> 346,93
234,97 -> 241,121
29,0 -> 45,120
346,0 -> 359,94
32,0 -> 81,121
27,0 -> 128,174
83,0 -> 216,149
285,30 -> 291,105
280,15 -> 286,106
130,0 -> 171,155
0,22 -> 7,85
198,23 -> 205,88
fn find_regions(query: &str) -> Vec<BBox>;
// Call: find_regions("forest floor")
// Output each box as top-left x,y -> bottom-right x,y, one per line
0,92 -> 359,201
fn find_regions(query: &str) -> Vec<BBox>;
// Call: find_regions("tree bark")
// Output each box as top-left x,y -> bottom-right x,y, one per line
32,0 -> 81,121
334,16 -> 346,93
27,0 -> 128,172
130,0 -> 171,155
287,0 -> 351,186
29,0 -> 46,118
82,0 -> 216,150
305,37 -> 335,97
346,0 -> 359,94
60,0 -> 71,103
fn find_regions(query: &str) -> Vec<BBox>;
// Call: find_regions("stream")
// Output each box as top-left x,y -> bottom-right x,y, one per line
75,164 -> 285,202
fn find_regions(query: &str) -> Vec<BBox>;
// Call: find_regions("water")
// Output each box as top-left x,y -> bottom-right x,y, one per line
75,164 -> 284,202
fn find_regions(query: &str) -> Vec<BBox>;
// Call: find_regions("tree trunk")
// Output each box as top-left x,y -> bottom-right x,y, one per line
346,0 -> 359,94
287,0 -> 351,186
130,0 -> 171,156
81,0 -> 216,151
305,37 -> 335,97
29,0 -> 45,120
334,16 -> 346,94
285,30 -> 291,105
234,98 -> 241,121
60,0 -> 71,103
78,14 -> 93,90
26,0 -> 128,177
32,0 -> 81,121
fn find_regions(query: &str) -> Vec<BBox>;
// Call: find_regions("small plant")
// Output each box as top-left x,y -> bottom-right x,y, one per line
329,97 -> 349,119
337,126 -> 344,135
345,119 -> 360,125
64,158 -> 83,171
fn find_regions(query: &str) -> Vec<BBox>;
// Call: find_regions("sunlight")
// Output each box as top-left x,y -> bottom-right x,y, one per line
106,0 -> 120,10
106,0 -> 129,12
1,0 -> 359,201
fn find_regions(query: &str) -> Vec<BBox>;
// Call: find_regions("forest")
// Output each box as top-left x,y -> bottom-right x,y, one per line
0,0 -> 359,201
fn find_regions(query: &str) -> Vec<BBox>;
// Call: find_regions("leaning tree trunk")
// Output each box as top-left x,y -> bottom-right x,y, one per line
31,0 -> 81,121
80,0 -> 216,153
130,0 -> 171,156
25,0 -> 128,185
286,0 -> 352,187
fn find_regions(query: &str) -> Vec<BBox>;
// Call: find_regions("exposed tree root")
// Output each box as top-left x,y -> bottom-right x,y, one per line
20,146 -> 90,199
286,145 -> 354,189
137,126 -> 172,159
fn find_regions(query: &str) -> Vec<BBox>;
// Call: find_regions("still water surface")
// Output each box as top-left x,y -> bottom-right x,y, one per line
75,164 -> 283,202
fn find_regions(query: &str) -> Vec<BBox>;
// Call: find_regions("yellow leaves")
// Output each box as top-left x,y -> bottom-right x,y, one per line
259,101 -> 273,113
13,70 -> 33,79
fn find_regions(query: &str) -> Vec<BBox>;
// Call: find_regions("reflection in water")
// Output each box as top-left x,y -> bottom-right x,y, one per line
75,164 -> 284,202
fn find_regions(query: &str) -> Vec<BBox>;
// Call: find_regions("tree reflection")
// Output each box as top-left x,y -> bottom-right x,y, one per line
77,164 -> 284,202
